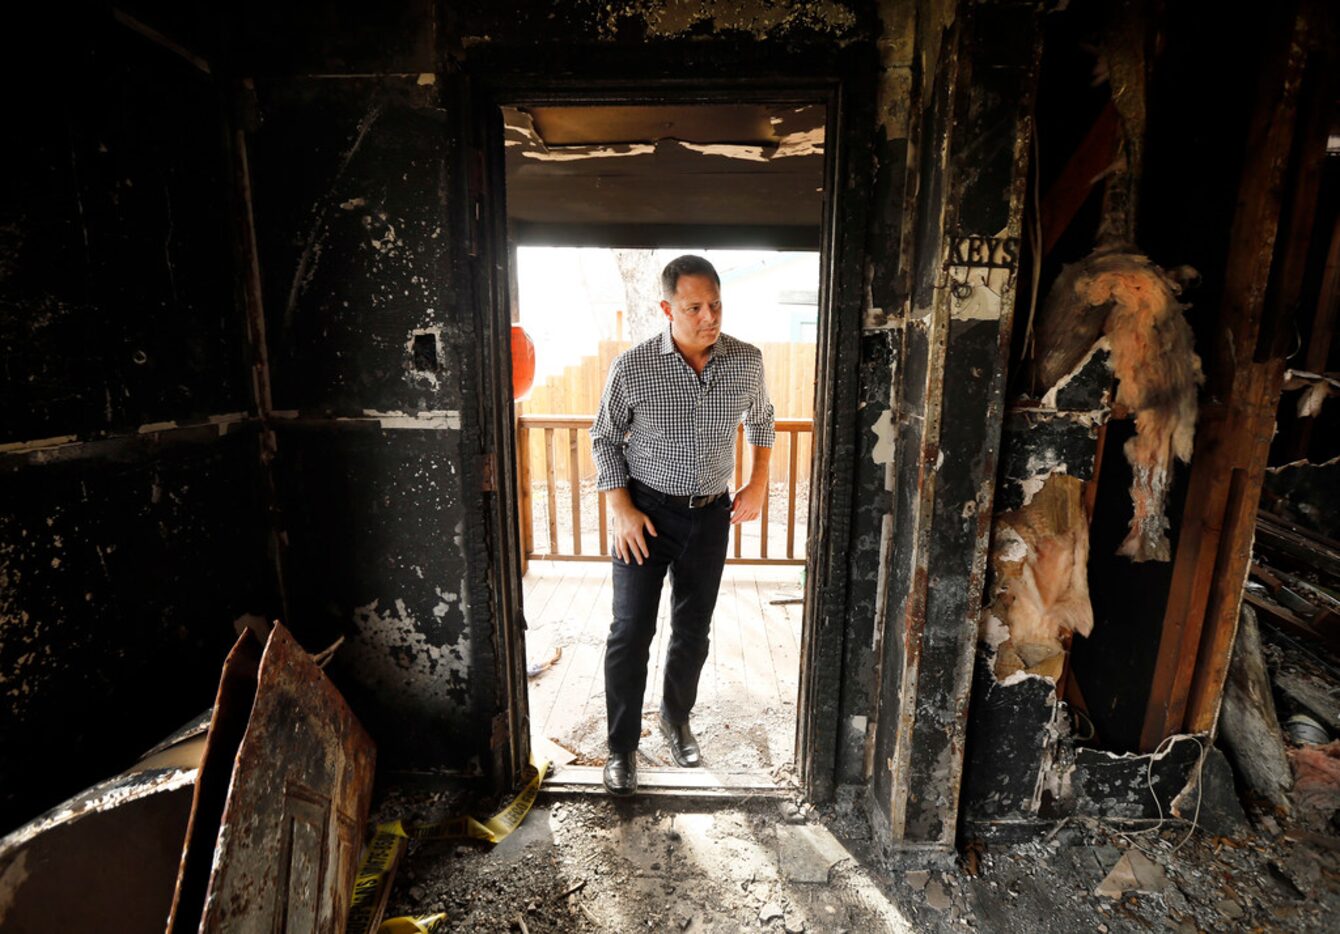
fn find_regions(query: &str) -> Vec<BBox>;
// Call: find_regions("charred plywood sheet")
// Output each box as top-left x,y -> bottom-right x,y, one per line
170,624 -> 374,933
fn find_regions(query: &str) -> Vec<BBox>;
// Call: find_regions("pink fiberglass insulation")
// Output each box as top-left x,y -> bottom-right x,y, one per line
1073,253 -> 1203,562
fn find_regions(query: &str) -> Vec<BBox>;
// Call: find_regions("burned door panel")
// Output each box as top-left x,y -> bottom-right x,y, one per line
170,624 -> 374,933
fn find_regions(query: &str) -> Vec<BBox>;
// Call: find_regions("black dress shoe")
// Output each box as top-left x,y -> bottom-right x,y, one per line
659,714 -> 701,767
603,752 -> 637,796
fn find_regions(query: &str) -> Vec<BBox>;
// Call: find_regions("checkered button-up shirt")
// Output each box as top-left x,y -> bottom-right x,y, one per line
591,327 -> 775,496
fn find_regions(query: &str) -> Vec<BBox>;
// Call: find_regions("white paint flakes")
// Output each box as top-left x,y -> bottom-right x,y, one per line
362,409 -> 461,431
521,144 -> 655,161
870,408 -> 895,468
347,598 -> 470,707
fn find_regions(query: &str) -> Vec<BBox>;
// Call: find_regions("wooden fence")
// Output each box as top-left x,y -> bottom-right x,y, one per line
517,415 -> 812,566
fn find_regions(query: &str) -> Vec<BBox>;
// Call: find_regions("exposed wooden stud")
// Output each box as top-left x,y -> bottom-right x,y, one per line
516,421 -> 529,578
1306,210 -> 1340,374
525,553 -> 805,567
1141,1 -> 1320,749
1039,101 -> 1121,256
1186,14 -> 1335,736
1081,420 -> 1108,523
759,447 -> 770,559
1284,183 -> 1340,459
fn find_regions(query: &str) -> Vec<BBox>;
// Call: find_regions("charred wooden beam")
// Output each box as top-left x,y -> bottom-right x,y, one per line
869,0 -> 1040,852
1140,0 -> 1332,748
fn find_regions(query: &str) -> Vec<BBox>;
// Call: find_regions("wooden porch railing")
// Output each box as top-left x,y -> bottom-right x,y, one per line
516,415 -> 811,566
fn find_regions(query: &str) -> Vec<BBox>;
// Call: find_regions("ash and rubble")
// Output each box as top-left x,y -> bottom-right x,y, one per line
366,775 -> 1340,933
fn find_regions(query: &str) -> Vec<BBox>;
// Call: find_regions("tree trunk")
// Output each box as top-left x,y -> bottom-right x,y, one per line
614,249 -> 663,344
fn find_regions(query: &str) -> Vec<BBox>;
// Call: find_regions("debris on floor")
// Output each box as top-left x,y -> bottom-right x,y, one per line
362,780 -> 1340,933
1093,848 -> 1166,898
528,646 -> 563,679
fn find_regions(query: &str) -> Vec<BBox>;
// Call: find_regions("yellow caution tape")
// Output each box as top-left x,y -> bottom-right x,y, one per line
347,822 -> 408,934
347,758 -> 549,934
404,757 -> 550,845
378,913 -> 447,934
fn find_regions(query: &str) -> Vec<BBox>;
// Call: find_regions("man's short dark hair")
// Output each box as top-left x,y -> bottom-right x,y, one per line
661,254 -> 721,300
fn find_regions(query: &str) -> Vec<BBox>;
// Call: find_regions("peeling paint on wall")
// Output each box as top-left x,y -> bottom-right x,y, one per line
346,597 -> 471,708
597,0 -> 859,41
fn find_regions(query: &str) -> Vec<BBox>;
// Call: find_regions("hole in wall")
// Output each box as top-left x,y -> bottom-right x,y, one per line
411,331 -> 440,372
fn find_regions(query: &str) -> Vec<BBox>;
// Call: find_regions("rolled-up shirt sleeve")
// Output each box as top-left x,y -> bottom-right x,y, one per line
590,356 -> 632,490
743,353 -> 776,448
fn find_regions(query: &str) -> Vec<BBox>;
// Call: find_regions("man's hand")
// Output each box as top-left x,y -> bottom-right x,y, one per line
608,487 -> 657,565
730,482 -> 766,525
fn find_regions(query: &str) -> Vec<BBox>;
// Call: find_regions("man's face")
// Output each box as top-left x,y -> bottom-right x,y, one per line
660,274 -> 722,354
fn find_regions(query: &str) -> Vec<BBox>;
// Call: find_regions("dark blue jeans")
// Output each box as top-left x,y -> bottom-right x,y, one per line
605,481 -> 732,753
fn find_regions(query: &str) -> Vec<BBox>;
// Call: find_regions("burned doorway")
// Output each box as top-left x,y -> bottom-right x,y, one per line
494,100 -> 829,790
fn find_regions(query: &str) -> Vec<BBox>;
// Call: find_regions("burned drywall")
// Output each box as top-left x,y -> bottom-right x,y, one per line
271,427 -> 489,769
960,666 -> 1067,826
1,10 -> 273,830
246,78 -> 454,416
244,71 -> 498,772
1,22 -> 245,442
995,411 -> 1100,514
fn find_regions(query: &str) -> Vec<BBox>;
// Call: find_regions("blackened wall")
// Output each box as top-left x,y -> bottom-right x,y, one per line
234,0 -> 886,781
0,10 -> 274,829
5,0 -> 1040,846
239,6 -> 499,771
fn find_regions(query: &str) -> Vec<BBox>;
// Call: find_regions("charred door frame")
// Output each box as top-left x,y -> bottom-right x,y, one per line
466,66 -> 872,798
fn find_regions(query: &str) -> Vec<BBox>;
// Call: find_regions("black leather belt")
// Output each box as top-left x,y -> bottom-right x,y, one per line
629,478 -> 727,509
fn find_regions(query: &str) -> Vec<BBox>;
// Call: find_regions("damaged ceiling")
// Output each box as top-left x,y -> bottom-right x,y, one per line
504,103 -> 825,248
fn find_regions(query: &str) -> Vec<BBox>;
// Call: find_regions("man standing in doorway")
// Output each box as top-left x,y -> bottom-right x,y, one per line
591,254 -> 775,796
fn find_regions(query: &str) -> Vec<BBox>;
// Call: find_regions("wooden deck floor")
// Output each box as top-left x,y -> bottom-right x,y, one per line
522,561 -> 805,775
